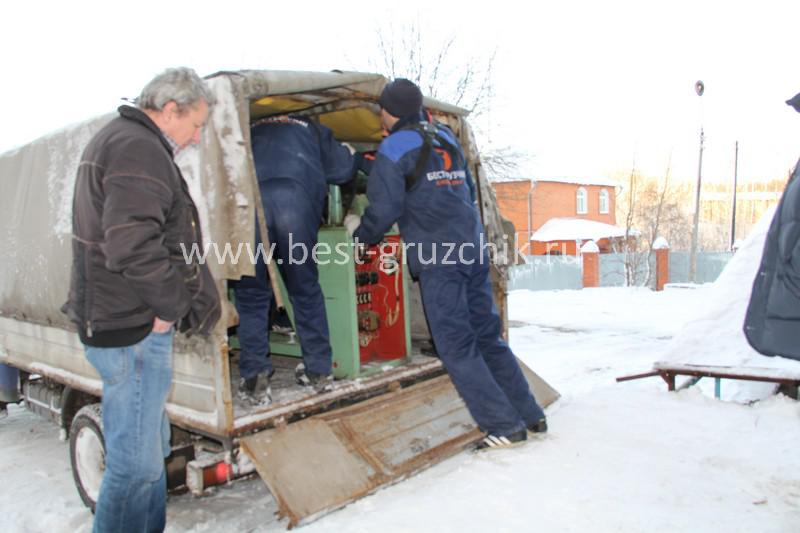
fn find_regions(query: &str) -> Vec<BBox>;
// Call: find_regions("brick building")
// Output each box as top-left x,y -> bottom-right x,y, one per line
492,176 -> 627,255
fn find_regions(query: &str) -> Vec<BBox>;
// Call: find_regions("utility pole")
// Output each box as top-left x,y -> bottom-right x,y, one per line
730,141 -> 739,251
689,80 -> 705,283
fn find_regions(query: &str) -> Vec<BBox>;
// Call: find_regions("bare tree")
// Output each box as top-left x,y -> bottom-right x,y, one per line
623,162 -> 638,286
641,159 -> 671,286
367,20 -> 526,179
615,161 -> 691,288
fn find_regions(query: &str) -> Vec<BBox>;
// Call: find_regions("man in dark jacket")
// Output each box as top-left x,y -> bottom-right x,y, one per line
349,79 -> 547,451
234,116 -> 355,403
62,67 -> 220,532
744,91 -> 800,361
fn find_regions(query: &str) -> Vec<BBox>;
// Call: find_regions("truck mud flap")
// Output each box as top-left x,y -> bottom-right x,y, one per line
241,365 -> 559,528
240,374 -> 480,528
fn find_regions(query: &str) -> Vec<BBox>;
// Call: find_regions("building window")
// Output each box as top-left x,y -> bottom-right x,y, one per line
576,187 -> 588,214
599,189 -> 609,214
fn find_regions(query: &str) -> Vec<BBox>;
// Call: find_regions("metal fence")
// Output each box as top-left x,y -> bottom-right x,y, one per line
668,251 -> 733,284
508,251 -> 733,291
508,255 -> 582,291
599,252 -> 655,288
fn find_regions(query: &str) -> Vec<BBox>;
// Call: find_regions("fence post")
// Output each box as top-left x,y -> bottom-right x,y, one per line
581,240 -> 600,288
653,237 -> 670,291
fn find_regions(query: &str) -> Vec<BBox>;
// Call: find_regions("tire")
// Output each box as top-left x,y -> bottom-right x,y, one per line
69,403 -> 104,513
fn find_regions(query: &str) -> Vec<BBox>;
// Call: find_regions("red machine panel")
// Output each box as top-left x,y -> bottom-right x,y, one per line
355,235 -> 407,364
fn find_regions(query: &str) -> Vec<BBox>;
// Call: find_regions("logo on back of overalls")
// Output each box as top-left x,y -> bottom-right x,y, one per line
435,148 -> 453,170
426,169 -> 466,184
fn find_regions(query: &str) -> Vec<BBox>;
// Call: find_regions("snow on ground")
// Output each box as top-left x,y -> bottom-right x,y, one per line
657,205 -> 800,402
3,255 -> 800,531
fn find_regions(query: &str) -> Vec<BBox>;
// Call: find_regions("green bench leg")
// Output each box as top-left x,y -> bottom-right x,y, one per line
714,378 -> 721,399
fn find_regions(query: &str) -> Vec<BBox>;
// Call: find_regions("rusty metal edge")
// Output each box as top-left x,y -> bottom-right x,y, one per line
239,436 -> 301,527
231,358 -> 445,436
288,429 -> 482,529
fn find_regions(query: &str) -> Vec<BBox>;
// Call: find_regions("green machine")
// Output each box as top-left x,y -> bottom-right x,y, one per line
268,184 -> 412,379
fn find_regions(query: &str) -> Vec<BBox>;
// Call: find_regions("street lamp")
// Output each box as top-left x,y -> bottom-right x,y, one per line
689,80 -> 705,283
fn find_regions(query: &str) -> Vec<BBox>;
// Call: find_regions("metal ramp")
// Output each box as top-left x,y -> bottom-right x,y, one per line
241,375 -> 479,527
241,361 -> 559,528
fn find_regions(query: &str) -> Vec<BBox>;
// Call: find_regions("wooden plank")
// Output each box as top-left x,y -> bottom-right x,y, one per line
240,375 -> 481,528
241,420 -> 375,526
653,362 -> 800,381
517,357 -> 561,407
232,357 -> 446,436
615,370 -> 661,382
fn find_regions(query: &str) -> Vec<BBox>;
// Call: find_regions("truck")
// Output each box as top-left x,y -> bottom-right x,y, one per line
0,69 -> 558,528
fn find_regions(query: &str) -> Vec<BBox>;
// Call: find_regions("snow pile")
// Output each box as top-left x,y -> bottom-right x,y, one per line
531,217 -> 635,242
657,205 -> 800,401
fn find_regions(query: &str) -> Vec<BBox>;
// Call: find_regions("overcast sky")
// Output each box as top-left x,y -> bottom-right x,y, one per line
2,0 -> 798,185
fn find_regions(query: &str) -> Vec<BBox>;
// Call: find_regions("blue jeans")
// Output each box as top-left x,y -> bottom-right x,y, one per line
419,261 -> 545,436
85,330 -> 174,533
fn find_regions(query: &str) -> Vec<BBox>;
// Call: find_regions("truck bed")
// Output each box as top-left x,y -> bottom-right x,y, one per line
228,347 -> 445,437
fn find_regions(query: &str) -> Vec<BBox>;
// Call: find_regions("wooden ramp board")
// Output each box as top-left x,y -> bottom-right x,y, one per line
241,375 -> 481,528
518,358 -> 560,408
241,367 -> 560,528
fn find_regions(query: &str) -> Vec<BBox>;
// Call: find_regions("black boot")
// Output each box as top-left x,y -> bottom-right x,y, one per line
238,369 -> 275,406
295,363 -> 333,393
527,417 -> 548,434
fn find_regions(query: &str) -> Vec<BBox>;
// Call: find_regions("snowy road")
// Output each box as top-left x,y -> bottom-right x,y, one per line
3,274 -> 800,533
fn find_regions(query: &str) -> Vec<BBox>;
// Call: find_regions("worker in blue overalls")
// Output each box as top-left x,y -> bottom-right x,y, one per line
346,79 -> 547,450
235,115 -> 355,405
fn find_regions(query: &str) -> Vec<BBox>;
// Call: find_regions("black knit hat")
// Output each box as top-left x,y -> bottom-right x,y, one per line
379,78 -> 423,118
787,91 -> 800,113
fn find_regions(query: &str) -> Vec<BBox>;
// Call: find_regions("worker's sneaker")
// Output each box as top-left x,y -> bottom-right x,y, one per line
270,323 -> 293,334
527,417 -> 548,435
238,369 -> 274,406
295,363 -> 333,393
0,402 -> 7,419
474,428 -> 528,451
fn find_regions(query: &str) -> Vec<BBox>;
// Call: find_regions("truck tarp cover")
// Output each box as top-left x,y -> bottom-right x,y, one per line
0,69 -> 510,335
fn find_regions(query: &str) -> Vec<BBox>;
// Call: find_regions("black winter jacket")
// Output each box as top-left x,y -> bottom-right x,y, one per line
61,106 -> 220,342
744,158 -> 800,360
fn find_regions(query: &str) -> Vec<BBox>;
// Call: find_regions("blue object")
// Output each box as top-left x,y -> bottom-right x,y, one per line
236,117 -> 355,379
0,363 -> 19,402
356,114 -> 546,437
354,116 -> 481,276
233,250 -> 273,379
419,258 -> 545,436
234,180 -> 334,377
84,330 -> 174,532
743,158 -> 800,360
250,117 -> 355,213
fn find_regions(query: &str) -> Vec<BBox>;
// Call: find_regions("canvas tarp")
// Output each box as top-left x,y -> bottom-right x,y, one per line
0,69 -> 512,337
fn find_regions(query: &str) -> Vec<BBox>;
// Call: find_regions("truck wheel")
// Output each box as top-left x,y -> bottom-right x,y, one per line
69,403 -> 104,512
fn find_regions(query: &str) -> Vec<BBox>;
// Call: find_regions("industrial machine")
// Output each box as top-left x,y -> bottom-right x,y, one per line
268,184 -> 411,378
0,70 -> 558,529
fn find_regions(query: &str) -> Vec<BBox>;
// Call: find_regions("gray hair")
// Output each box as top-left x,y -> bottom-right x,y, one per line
138,67 -> 216,113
